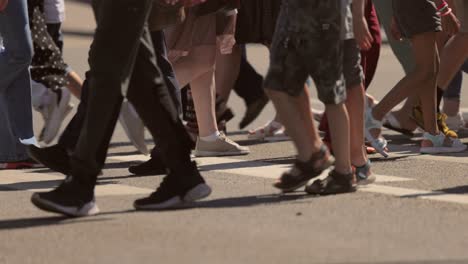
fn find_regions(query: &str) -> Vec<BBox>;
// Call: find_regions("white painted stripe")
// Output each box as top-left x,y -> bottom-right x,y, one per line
110,155 -> 412,182
361,185 -> 468,205
0,171 -> 152,196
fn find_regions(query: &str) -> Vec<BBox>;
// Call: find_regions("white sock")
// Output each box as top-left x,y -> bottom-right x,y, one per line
200,131 -> 221,142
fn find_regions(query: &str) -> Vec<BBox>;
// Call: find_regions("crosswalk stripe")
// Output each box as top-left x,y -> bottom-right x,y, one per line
0,170 -> 152,196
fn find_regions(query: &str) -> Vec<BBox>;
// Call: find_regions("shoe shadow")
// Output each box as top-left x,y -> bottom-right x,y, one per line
0,215 -> 112,230
196,193 -> 315,209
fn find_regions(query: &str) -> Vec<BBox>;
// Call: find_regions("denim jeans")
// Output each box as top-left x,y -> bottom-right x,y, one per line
0,0 -> 36,162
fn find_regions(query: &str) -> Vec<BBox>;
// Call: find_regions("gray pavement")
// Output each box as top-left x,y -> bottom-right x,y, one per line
2,1 -> 468,264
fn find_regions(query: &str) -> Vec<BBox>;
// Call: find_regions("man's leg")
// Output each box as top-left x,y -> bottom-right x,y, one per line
31,0 -> 154,217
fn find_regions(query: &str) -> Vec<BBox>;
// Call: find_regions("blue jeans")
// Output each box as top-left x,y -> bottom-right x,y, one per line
0,0 -> 36,162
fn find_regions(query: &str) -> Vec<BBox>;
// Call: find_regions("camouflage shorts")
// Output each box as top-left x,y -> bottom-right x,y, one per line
264,0 -> 346,105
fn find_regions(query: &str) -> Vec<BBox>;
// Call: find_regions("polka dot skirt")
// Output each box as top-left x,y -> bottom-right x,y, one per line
28,0 -> 69,91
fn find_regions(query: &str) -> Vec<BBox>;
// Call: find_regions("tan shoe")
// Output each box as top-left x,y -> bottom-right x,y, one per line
194,134 -> 250,157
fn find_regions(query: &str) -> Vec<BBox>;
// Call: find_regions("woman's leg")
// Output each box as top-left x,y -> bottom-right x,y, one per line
191,70 -> 218,137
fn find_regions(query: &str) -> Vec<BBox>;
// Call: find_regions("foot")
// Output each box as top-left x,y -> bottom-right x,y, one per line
119,101 -> 149,155
420,132 -> 467,154
274,145 -> 334,192
128,154 -> 167,176
194,133 -> 250,157
411,106 -> 458,138
0,158 -> 42,170
39,88 -> 74,144
248,120 -> 286,141
305,169 -> 357,195
239,95 -> 269,129
31,177 -> 98,217
27,144 -> 70,175
354,160 -> 376,185
365,107 -> 389,158
134,163 -> 211,210
444,112 -> 467,131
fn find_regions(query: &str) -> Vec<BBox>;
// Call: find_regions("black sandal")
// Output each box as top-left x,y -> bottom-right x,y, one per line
274,145 -> 334,193
305,169 -> 356,195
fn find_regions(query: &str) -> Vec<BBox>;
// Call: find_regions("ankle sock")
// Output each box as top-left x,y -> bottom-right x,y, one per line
200,131 -> 221,142
436,87 -> 444,113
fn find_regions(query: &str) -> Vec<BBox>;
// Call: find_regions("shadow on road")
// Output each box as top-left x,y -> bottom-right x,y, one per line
0,215 -> 111,230
197,193 -> 314,209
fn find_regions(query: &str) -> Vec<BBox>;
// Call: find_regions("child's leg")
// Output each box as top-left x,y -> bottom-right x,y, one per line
266,89 -> 321,161
326,103 -> 351,174
346,84 -> 367,166
372,32 -> 439,123
418,41 -> 439,135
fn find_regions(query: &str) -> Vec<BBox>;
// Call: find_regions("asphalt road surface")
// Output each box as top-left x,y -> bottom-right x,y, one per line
2,2 -> 468,264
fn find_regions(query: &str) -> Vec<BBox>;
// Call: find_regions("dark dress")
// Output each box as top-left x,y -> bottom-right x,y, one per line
28,0 -> 68,91
235,0 -> 282,45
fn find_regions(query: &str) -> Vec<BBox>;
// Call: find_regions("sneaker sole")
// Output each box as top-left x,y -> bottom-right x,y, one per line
420,145 -> 467,154
133,196 -> 183,210
193,149 -> 250,157
183,183 -> 212,202
31,194 -> 99,217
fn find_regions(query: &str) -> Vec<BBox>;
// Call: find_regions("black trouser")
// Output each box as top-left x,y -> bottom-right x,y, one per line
70,0 -> 194,190
233,45 -> 265,105
59,29 -> 182,157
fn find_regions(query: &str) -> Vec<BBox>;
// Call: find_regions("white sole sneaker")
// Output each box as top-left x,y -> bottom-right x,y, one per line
420,145 -> 467,154
31,193 -> 99,217
183,183 -> 212,202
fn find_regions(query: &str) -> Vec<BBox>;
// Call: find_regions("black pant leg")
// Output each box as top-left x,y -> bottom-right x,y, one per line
71,0 -> 153,185
127,28 -> 197,188
233,46 -> 265,105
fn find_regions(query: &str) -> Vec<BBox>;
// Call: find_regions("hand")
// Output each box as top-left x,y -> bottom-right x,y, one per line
217,34 -> 236,54
0,0 -> 8,12
353,16 -> 373,51
441,11 -> 460,36
390,16 -> 403,41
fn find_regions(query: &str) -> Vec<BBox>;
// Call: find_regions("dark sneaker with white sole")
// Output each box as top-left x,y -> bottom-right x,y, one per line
31,177 -> 98,217
274,145 -> 334,192
128,154 -> 167,176
134,162 -> 211,210
28,144 -> 71,175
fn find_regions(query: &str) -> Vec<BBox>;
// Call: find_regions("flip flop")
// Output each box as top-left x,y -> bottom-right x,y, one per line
383,112 -> 415,137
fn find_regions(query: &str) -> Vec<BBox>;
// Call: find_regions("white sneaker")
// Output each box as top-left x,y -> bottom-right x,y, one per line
39,88 -> 74,144
444,112 -> 468,132
119,101 -> 149,155
248,121 -> 285,141
420,132 -> 467,154
194,133 -> 250,157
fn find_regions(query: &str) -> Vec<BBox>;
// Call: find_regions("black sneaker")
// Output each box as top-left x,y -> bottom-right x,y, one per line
28,144 -> 70,175
134,163 -> 211,210
31,177 -> 98,217
128,156 -> 166,176
305,169 -> 357,195
274,145 -> 334,192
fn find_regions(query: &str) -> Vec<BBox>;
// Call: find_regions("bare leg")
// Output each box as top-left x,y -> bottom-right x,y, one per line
419,45 -> 439,135
172,45 -> 217,88
346,84 -> 367,166
326,103 -> 351,174
265,89 -> 321,162
190,70 -> 218,137
371,32 -> 439,135
66,71 -> 83,99
215,45 -> 241,102
438,33 -> 468,89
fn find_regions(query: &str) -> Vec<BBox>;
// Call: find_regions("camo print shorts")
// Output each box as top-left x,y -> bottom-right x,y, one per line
264,0 -> 346,105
